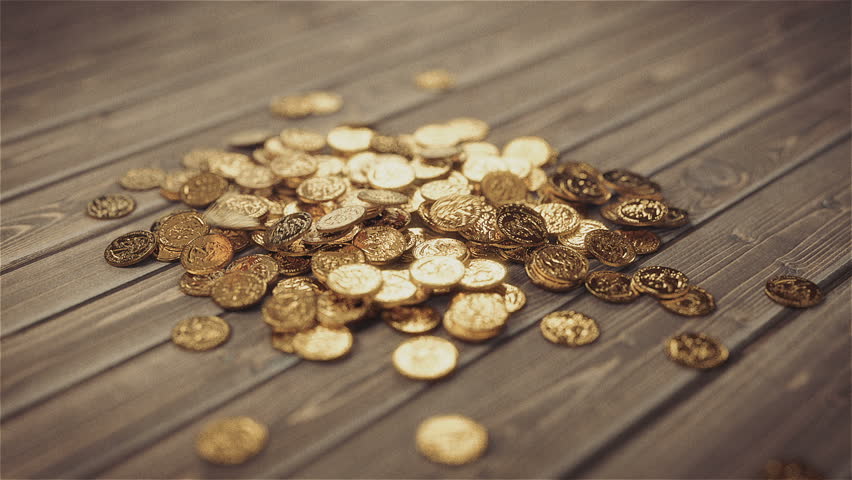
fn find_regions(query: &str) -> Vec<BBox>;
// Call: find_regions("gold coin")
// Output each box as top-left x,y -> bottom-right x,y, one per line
585,271 -> 639,303
659,206 -> 689,228
393,336 -> 458,380
420,179 -> 471,202
382,305 -> 440,334
160,169 -> 196,196
280,128 -> 326,152
533,203 -> 580,236
496,203 -> 548,246
272,276 -> 323,298
352,226 -> 406,264
414,69 -> 456,91
415,415 -> 488,465
104,230 -> 156,267
270,94 -> 312,118
304,90 -> 343,115
119,167 -> 165,191
211,228 -> 251,252
157,211 -> 209,249
601,169 -> 661,198
409,256 -> 466,289
459,259 -> 507,291
526,245 -> 589,291
227,254 -> 281,285
413,124 -> 460,148
502,136 -> 554,167
269,151 -> 318,178
445,292 -> 508,337
310,247 -> 366,283
210,271 -> 267,310
429,194 -> 486,232
326,263 -> 383,297
327,125 -> 374,154
659,285 -> 716,316
500,283 -> 526,313
181,148 -> 221,170
615,229 -> 661,255
460,153 -> 507,183
274,254 -> 312,276
367,160 -> 416,191
765,275 -> 824,308
459,205 -> 507,245
316,290 -> 371,327
557,219 -> 608,256
316,205 -> 367,233
374,270 -> 419,307
87,193 -> 136,219
180,172 -> 229,207
270,332 -> 297,353
180,233 -> 234,275
480,171 -> 527,205
262,292 -> 317,333
226,129 -> 272,148
292,325 -> 353,361
155,244 -> 183,262
179,271 -> 225,297
206,152 -> 253,179
172,316 -> 231,351
357,189 -> 409,207
297,176 -> 347,203
584,229 -> 636,267
540,310 -> 600,347
412,238 -> 470,262
196,416 -> 268,465
665,332 -> 729,369
632,266 -> 689,299
446,117 -> 489,142
615,198 -> 669,226
234,165 -> 277,189
265,212 -> 313,250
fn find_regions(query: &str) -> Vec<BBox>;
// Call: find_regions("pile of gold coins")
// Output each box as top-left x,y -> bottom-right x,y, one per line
92,91 -> 826,466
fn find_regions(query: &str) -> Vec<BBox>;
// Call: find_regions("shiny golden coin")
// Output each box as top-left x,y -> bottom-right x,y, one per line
540,310 -> 600,347
502,136 -> 554,167
228,254 -> 280,285
210,271 -> 267,310
155,244 -> 183,262
104,230 -> 156,267
206,152 -> 252,179
374,270 -> 419,307
357,189 -> 409,207
615,198 -> 668,226
87,193 -> 136,219
429,194 -> 486,232
601,169 -> 661,198
262,292 -> 317,333
462,141 -> 499,156
525,167 -> 548,191
327,125 -> 374,154
414,123 -> 460,148
393,336 -> 458,380
297,176 -> 347,203
557,219 -> 608,256
460,153 -> 507,183
211,228 -> 251,252
459,205 -> 507,245
414,69 -> 456,91
584,229 -> 636,267
269,151 -> 318,178
459,259 -> 507,291
765,275 -> 824,308
157,211 -> 209,249
275,254 -> 311,276
352,226 -> 406,264
446,291 -> 508,336
272,276 -> 323,298
265,212 -> 313,250
367,160 -> 416,191
665,332 -> 729,369
615,229 -> 661,255
584,271 -> 639,303
496,203 -> 548,246
420,179 -> 471,202
533,203 -> 580,236
160,169 -> 196,196
179,271 -> 225,296
180,172 -> 229,207
409,256 -> 466,289
446,117 -> 489,142
196,417 -> 268,465
500,283 -> 526,313
412,238 -> 469,262
659,285 -> 716,316
180,233 -> 234,275
235,165 -> 278,189
270,332 -> 297,353
316,205 -> 367,233
416,415 -> 488,465
270,94 -> 312,118
382,305 -> 441,334
119,167 -> 165,191
316,290 -> 371,327
526,245 -> 589,291
226,129 -> 272,148
280,128 -> 326,152
181,148 -> 220,170
632,266 -> 690,299
292,325 -> 353,361
480,171 -> 527,205
310,247 -> 366,283
171,316 -> 231,351
304,90 -> 343,115
326,263 -> 383,297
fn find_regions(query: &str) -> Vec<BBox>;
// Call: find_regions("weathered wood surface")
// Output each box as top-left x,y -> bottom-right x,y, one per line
1,2 -> 849,479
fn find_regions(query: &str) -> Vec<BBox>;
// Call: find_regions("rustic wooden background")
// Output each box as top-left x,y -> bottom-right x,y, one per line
1,2 -> 850,478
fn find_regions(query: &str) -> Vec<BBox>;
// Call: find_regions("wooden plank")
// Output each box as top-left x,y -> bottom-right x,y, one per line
5,76 -> 848,480
0,3 -> 839,421
95,87 -> 850,479
0,1 -> 639,199
1,2 -> 358,137
579,279 -> 851,479
283,139 -> 852,479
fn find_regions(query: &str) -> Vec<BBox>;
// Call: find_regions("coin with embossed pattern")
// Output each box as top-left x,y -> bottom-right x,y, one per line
104,230 -> 156,267
764,276 -> 823,308
665,332 -> 728,369
87,193 -> 136,219
172,316 -> 231,351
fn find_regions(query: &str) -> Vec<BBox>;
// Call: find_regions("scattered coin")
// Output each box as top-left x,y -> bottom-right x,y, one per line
665,332 -> 728,369
210,271 -> 267,310
659,285 -> 716,316
171,316 -> 231,351
632,266 -> 690,299
416,414 -> 488,465
540,310 -> 600,347
292,325 -> 354,361
196,416 -> 268,465
87,193 -> 136,219
765,275 -> 824,308
119,167 -> 165,191
393,336 -> 458,380
585,271 -> 639,303
104,230 -> 156,267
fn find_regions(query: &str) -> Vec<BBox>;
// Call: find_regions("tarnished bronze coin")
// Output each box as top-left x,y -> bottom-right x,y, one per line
416,415 -> 488,466
665,332 -> 728,369
765,275 -> 824,308
196,417 -> 268,465
87,193 -> 136,219
172,316 -> 231,351
659,285 -> 716,316
179,271 -> 225,296
496,203 -> 547,246
265,212 -> 313,250
585,271 -> 639,303
393,336 -> 458,380
584,229 -> 636,267
210,271 -> 267,310
616,229 -> 661,255
540,310 -> 600,347
632,266 -> 690,299
104,230 -> 156,267
180,172 -> 229,207
180,233 -> 234,275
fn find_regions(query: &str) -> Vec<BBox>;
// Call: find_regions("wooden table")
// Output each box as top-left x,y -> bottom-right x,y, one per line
2,2 -> 850,478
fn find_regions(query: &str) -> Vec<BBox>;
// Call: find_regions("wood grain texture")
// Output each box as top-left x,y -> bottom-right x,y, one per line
1,3 -> 850,478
